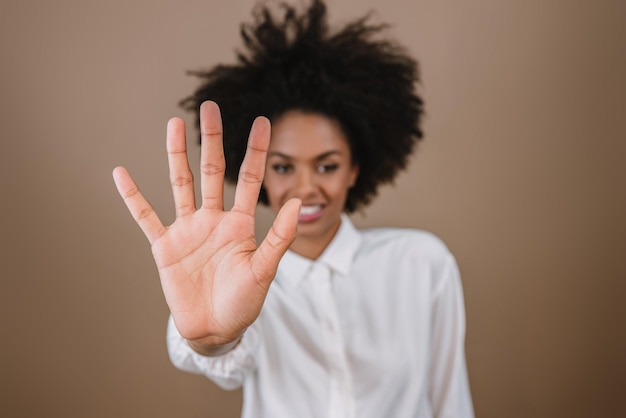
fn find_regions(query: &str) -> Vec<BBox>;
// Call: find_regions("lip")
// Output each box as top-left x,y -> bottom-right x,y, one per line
298,204 -> 324,223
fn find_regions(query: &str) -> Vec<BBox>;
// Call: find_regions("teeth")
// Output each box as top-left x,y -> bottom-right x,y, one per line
299,205 -> 321,215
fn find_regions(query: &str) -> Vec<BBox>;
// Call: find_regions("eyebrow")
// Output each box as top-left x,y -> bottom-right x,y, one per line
268,150 -> 343,161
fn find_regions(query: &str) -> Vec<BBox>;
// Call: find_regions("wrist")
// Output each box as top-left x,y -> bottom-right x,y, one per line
186,333 -> 244,357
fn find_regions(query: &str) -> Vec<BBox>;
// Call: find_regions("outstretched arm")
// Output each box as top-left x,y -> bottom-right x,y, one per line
113,101 -> 300,356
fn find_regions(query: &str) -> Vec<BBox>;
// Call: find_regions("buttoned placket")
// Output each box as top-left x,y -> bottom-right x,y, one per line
307,262 -> 355,418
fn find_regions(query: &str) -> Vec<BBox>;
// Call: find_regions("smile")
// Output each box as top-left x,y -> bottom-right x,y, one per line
298,204 -> 324,223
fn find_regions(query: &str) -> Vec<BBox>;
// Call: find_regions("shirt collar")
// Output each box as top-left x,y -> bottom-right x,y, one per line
277,214 -> 362,286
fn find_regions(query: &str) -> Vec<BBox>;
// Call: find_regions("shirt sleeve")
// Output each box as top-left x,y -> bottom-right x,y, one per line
429,254 -> 475,418
166,315 -> 260,390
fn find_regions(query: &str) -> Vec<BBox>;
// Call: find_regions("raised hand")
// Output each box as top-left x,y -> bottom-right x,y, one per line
113,101 -> 300,354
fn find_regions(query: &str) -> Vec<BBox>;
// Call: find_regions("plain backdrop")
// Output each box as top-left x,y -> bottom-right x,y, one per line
1,0 -> 625,417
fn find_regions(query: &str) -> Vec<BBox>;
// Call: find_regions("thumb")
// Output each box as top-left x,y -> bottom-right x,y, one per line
252,198 -> 301,282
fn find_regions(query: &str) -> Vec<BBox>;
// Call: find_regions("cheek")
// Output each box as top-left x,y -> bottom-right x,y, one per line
326,175 -> 354,202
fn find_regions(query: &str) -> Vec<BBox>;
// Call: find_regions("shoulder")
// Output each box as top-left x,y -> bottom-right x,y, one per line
355,226 -> 457,280
352,226 -> 460,295
359,226 -> 453,261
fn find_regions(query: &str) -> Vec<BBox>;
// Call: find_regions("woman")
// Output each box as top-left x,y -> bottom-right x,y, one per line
113,1 -> 473,417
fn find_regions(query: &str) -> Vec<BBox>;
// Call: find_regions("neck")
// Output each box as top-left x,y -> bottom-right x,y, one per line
289,220 -> 342,260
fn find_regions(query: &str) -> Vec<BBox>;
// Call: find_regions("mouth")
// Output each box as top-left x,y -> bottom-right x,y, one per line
298,204 -> 324,223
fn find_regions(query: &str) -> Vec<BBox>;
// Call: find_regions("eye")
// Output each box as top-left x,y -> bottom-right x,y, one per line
318,163 -> 339,173
271,164 -> 292,174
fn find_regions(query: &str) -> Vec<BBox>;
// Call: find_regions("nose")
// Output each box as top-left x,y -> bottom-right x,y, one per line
292,168 -> 318,198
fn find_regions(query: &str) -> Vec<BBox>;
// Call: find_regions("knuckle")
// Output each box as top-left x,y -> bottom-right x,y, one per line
177,203 -> 196,213
201,127 -> 222,138
167,148 -> 186,155
135,207 -> 152,222
269,224 -> 287,243
238,170 -> 263,184
265,236 -> 281,252
124,186 -> 141,199
247,144 -> 266,153
262,226 -> 286,253
201,161 -> 225,176
171,175 -> 193,187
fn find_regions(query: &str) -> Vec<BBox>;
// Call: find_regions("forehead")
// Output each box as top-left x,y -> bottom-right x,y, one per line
269,111 -> 351,158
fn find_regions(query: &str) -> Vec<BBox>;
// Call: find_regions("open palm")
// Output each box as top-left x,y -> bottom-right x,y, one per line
113,101 -> 300,351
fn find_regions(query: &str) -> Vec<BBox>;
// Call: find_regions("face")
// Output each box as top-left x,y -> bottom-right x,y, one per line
264,111 -> 359,256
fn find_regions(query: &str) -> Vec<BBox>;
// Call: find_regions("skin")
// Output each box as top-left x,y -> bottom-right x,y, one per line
264,110 -> 359,260
113,101 -> 301,355
113,103 -> 358,355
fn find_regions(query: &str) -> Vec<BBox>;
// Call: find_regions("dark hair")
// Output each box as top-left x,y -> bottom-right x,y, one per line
181,0 -> 423,212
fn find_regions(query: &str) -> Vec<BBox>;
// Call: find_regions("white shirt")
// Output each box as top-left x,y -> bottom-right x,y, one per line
167,215 -> 474,418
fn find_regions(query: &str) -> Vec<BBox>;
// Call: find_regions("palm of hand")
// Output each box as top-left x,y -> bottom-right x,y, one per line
154,210 -> 263,344
113,101 -> 300,348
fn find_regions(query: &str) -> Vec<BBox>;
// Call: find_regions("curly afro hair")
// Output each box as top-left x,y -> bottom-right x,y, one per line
181,0 -> 423,213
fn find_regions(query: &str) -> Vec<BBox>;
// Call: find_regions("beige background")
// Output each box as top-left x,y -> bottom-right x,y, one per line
2,0 -> 625,417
